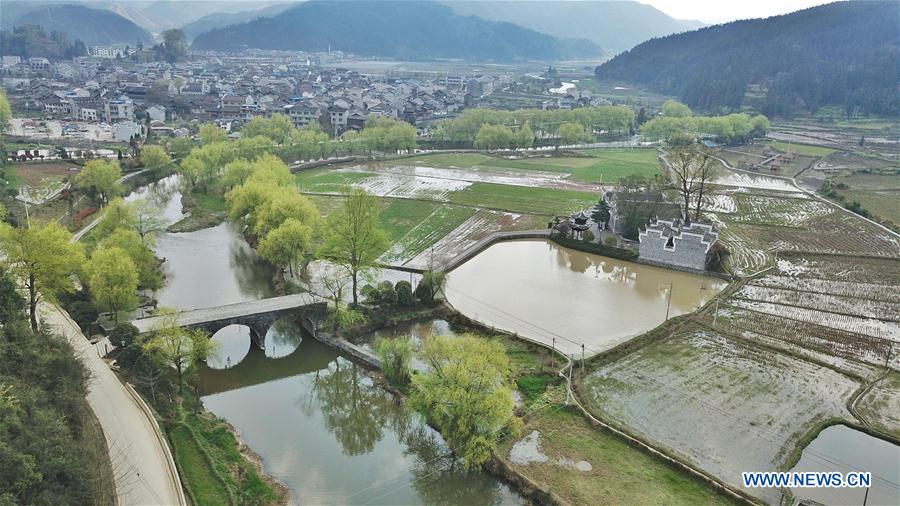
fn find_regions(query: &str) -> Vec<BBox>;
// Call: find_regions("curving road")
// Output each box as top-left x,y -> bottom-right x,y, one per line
41,303 -> 185,505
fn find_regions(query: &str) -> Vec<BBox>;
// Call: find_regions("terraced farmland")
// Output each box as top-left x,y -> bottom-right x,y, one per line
581,328 -> 859,502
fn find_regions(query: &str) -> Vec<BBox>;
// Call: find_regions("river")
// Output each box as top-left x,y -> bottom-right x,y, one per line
128,176 -> 523,504
444,239 -> 726,357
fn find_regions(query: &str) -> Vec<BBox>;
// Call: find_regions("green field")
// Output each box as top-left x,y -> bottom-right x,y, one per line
767,141 -> 836,157
295,169 -> 376,193
406,149 -> 660,183
842,189 -> 900,226
407,153 -> 498,170
191,190 -> 227,213
383,204 -> 477,261
448,182 -> 596,215
378,198 -> 440,243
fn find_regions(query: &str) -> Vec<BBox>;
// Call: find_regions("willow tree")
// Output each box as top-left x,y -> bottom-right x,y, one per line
319,188 -> 388,306
258,218 -> 314,277
88,247 -> 139,324
0,222 -> 85,331
410,335 -> 520,469
143,309 -> 216,392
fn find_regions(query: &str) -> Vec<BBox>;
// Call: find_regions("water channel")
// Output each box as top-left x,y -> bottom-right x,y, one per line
444,239 -> 726,357
127,176 -> 522,504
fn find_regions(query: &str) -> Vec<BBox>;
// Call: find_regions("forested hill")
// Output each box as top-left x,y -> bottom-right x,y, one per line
3,4 -> 153,46
191,0 -> 602,61
594,1 -> 900,117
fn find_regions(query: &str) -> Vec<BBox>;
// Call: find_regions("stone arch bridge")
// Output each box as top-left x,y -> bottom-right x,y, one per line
131,293 -> 328,350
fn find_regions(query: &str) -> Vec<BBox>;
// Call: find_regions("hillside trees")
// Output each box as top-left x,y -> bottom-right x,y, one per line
0,222 -> 85,331
594,1 -> 900,116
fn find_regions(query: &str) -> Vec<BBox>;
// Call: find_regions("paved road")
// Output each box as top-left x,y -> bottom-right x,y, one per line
40,302 -> 185,506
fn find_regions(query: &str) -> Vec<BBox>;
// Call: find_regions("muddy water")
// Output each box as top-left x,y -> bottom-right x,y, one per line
197,337 -> 523,505
789,425 -> 899,506
445,239 -> 726,356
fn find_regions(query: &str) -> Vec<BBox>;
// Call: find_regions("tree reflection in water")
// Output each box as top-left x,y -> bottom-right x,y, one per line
305,357 -> 511,504
308,359 -> 391,456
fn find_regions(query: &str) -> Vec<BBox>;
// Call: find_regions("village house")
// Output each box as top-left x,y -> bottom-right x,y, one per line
638,218 -> 719,272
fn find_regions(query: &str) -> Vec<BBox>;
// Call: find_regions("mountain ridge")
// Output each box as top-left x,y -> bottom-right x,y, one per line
191,0 -> 602,61
594,1 -> 900,116
2,4 -> 153,46
444,1 -> 705,55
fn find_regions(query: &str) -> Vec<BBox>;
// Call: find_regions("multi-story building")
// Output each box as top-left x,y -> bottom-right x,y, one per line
283,103 -> 321,129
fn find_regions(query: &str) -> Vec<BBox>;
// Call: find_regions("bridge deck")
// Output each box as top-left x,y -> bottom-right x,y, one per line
131,293 -> 326,333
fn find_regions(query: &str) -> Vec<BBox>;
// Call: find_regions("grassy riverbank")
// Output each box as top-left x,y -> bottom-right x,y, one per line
168,399 -> 287,506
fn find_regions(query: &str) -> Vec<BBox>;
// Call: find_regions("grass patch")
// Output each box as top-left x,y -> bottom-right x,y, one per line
407,153 -> 494,169
768,141 -> 836,157
501,408 -> 739,505
294,168 -> 376,193
173,410 -> 282,505
170,424 -> 232,505
191,190 -> 226,213
406,150 -> 659,183
448,182 -> 596,216
306,194 -> 346,217
516,374 -> 559,403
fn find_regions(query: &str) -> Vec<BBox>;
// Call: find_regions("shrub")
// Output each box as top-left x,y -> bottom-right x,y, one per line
109,323 -> 140,348
68,300 -> 99,330
395,280 -> 415,306
376,336 -> 414,387
414,270 -> 446,303
515,374 -> 558,402
582,230 -> 595,243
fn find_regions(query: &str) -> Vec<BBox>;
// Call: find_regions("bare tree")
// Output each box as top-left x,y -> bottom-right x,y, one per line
664,136 -> 714,224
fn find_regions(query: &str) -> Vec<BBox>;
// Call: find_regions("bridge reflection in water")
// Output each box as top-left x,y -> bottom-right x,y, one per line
198,332 -> 334,396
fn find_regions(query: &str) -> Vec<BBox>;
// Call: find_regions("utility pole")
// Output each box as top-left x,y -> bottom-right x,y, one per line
665,282 -> 673,321
581,343 -> 585,377
551,337 -> 556,369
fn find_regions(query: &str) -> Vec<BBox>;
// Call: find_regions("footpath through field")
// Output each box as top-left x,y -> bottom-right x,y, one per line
40,302 -> 186,506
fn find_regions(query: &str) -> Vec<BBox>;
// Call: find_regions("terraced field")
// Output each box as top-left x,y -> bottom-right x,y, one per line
581,327 -> 860,502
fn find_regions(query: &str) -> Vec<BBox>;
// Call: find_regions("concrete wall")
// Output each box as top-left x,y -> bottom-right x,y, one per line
639,230 -> 708,271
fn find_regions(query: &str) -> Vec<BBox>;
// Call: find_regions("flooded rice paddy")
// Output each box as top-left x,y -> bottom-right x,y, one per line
444,239 -> 726,356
